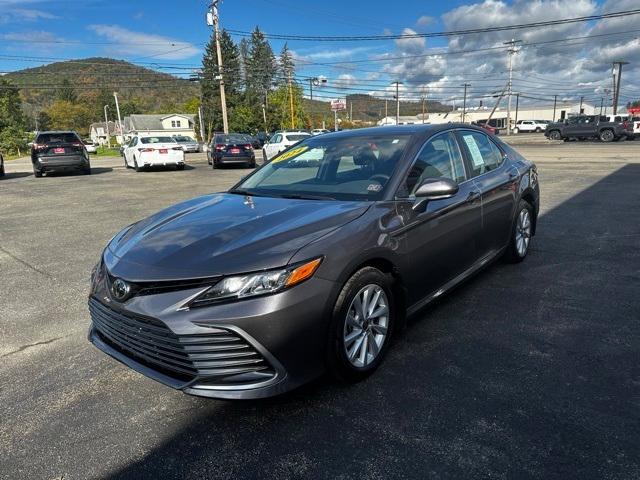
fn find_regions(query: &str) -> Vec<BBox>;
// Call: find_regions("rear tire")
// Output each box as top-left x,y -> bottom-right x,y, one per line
33,166 -> 42,178
504,200 -> 533,263
327,267 -> 395,383
535,127 -> 542,133
134,158 -> 142,172
83,166 -> 91,175
176,164 -> 185,170
599,129 -> 614,142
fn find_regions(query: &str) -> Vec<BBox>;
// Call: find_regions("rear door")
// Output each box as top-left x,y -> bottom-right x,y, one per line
395,131 -> 483,304
456,129 -> 518,257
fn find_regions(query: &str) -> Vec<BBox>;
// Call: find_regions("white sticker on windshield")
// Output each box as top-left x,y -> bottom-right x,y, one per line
392,139 -> 399,144
462,135 -> 485,168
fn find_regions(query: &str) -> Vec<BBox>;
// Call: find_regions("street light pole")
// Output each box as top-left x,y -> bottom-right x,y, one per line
113,92 -> 123,144
504,39 -> 521,135
552,94 -> 557,122
104,105 -> 111,148
208,1 -> 229,134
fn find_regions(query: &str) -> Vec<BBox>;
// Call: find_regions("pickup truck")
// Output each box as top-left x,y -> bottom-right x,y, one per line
544,115 -> 634,142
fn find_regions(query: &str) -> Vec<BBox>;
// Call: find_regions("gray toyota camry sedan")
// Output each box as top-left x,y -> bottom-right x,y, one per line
89,124 -> 539,399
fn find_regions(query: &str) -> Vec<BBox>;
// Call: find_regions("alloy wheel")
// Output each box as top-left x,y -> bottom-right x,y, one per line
515,208 -> 532,257
343,284 -> 389,368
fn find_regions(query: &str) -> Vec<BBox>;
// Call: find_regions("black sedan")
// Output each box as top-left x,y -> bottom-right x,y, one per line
207,133 -> 256,168
89,124 -> 539,399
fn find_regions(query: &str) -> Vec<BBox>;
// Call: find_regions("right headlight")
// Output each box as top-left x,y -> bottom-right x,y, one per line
190,257 -> 322,307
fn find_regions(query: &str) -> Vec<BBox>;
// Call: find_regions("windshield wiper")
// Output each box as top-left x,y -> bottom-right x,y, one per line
228,188 -> 268,197
278,193 -> 336,200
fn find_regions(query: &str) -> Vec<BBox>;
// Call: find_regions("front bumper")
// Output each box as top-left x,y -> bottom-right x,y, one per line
88,274 -> 336,399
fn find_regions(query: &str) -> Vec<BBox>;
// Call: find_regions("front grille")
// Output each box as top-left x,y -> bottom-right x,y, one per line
89,298 -> 275,384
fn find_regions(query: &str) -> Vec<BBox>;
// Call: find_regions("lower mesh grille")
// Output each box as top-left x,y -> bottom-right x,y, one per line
89,298 -> 275,383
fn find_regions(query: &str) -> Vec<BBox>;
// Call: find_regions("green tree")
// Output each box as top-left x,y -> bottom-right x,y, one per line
182,97 -> 200,114
57,78 -> 77,103
279,43 -> 295,83
45,100 -> 93,136
267,83 -> 308,130
246,27 -> 276,103
0,126 -> 28,155
0,78 -> 26,130
201,29 -> 243,139
36,111 -> 52,131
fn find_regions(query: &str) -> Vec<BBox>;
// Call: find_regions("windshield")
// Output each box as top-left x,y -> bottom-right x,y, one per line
174,136 -> 193,142
140,137 -> 176,144
232,133 -> 411,201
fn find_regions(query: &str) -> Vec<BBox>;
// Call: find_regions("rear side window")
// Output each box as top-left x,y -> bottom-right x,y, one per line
459,131 -> 503,177
398,132 -> 466,198
286,134 -> 310,142
36,133 -> 80,144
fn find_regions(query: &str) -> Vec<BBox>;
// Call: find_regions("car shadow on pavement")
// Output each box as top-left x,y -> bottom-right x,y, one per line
1,171 -> 32,180
104,164 -> 640,480
43,167 -> 113,177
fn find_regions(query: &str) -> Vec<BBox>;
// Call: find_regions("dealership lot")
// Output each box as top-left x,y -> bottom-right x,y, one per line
1,142 -> 639,479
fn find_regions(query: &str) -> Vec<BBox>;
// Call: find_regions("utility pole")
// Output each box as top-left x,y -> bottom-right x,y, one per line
461,83 -> 471,123
421,95 -> 426,124
113,92 -> 123,144
603,88 -> 611,116
207,1 -> 229,133
104,105 -> 111,148
261,104 -> 267,132
552,94 -> 557,122
391,82 -> 402,124
288,71 -> 295,129
504,39 -> 521,135
579,96 -> 584,114
612,61 -> 629,115
514,92 -> 519,124
385,99 -> 388,123
198,106 -> 205,142
599,97 -> 604,115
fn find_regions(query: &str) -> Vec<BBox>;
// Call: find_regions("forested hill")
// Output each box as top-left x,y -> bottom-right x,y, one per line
4,57 -> 199,115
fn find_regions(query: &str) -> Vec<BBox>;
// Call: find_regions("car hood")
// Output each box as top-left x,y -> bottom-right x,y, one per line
105,192 -> 370,281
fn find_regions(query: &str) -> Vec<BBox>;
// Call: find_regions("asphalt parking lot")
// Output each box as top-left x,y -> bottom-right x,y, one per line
1,141 -> 639,479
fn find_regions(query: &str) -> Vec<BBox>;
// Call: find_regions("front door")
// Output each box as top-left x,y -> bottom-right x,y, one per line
456,130 -> 517,256
394,131 -> 483,305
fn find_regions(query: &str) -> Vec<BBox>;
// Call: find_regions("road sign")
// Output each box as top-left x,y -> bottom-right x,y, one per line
331,99 -> 346,111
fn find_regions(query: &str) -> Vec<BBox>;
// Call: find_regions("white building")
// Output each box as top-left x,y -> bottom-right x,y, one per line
122,114 -> 196,142
89,121 -> 120,146
378,102 -> 603,129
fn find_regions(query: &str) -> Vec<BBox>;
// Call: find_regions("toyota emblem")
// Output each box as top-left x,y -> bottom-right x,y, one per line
111,278 -> 130,301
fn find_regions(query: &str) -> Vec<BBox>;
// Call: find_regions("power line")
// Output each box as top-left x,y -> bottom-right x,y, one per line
226,9 -> 640,41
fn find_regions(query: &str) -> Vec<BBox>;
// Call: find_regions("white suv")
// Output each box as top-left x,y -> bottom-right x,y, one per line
513,120 -> 548,134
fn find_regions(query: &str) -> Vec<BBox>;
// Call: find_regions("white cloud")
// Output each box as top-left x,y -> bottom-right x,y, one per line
334,74 -> 357,89
88,24 -> 200,60
395,28 -> 426,55
416,15 -> 435,27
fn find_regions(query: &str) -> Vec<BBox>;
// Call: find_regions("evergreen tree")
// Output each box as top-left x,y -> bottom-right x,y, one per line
238,38 -> 251,90
57,78 -> 77,103
279,43 -> 295,83
246,27 -> 276,101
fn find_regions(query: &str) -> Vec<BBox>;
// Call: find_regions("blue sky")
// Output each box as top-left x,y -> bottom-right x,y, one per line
1,0 -> 639,106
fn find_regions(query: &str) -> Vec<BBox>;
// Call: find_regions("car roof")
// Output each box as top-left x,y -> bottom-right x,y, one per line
312,123 -> 479,140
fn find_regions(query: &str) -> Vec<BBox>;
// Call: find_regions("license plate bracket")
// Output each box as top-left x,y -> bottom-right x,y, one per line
159,149 -> 168,154
230,148 -> 240,154
53,147 -> 65,154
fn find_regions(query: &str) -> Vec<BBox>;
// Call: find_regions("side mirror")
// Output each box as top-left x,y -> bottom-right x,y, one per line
412,178 -> 459,212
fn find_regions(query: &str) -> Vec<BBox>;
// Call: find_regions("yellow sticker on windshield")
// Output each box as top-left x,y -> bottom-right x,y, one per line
272,146 -> 309,163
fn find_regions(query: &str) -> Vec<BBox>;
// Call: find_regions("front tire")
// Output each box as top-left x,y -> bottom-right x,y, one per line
548,130 -> 562,140
504,200 -> 533,263
327,267 -> 395,383
33,166 -> 43,178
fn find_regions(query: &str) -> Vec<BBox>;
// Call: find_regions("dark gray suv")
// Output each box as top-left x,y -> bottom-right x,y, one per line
31,131 -> 91,177
89,124 -> 539,399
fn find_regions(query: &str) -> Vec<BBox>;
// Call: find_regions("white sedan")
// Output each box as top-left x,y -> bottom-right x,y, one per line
123,135 -> 185,171
262,131 -> 312,161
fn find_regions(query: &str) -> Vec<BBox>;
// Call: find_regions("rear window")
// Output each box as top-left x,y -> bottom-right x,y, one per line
140,137 -> 176,144
36,133 -> 80,144
286,134 -> 311,141
173,136 -> 193,142
215,134 -> 247,144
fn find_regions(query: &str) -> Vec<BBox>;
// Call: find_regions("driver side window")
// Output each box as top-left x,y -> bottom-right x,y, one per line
398,132 -> 466,198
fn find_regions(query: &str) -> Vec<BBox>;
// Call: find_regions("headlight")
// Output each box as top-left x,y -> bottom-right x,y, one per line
191,257 -> 322,306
